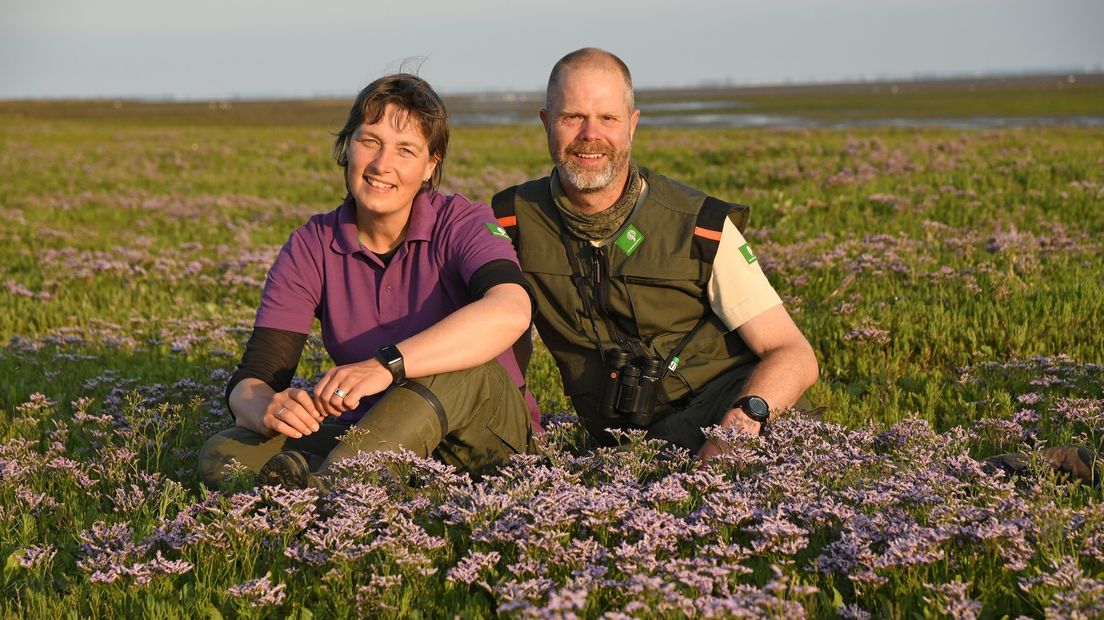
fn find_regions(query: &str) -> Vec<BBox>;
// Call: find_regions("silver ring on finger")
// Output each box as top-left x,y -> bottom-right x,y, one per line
334,387 -> 348,399
275,406 -> 287,420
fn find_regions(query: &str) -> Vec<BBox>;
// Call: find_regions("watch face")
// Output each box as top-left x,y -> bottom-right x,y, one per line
379,345 -> 401,365
742,396 -> 770,421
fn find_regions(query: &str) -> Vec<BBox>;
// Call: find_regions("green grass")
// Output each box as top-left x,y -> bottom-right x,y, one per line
1,91 -> 1102,617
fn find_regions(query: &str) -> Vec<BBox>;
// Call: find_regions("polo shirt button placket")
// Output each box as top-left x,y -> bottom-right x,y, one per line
385,285 -> 393,293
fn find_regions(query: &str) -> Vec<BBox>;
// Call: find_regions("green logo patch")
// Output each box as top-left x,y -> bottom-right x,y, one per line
486,222 -> 510,239
615,225 -> 645,256
739,243 -> 758,264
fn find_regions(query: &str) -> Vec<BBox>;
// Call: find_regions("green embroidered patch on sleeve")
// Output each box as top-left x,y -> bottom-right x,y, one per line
486,222 -> 511,239
739,243 -> 758,264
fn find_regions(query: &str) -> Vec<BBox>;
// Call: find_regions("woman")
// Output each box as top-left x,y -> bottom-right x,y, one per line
198,74 -> 539,489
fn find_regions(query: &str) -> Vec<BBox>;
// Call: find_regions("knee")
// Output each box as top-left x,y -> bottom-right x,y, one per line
197,432 -> 238,489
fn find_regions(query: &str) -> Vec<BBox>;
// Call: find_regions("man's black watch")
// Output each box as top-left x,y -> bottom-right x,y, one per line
375,344 -> 406,386
734,395 -> 771,423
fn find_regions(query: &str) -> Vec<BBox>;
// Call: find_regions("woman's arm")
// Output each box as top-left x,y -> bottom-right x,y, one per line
225,326 -> 323,438
312,282 -> 532,414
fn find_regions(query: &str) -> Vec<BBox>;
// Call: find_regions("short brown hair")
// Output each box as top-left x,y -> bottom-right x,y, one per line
333,74 -> 449,191
545,48 -> 634,110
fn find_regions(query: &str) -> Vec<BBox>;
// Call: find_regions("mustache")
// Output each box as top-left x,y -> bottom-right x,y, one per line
565,140 -> 614,156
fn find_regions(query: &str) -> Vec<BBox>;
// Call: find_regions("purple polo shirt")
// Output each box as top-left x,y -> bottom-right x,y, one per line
255,190 -> 540,426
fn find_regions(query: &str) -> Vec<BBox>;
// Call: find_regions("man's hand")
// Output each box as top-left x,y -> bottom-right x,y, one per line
312,358 -> 394,417
697,406 -> 762,460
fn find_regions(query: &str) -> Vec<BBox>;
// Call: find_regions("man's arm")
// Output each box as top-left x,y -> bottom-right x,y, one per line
732,304 -> 819,412
698,304 -> 819,458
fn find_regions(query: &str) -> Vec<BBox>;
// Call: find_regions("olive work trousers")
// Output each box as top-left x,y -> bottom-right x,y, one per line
572,366 -> 813,453
198,360 -> 536,488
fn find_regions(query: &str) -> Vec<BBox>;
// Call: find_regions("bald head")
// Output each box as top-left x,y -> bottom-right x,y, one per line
545,48 -> 635,111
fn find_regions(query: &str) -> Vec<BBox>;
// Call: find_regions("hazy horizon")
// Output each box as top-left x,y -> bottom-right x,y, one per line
2,0 -> 1102,101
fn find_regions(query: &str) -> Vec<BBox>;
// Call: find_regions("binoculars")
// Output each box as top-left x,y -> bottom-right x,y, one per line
598,348 -> 663,426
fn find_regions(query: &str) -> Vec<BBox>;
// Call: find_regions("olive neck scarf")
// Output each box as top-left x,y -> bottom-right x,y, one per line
551,163 -> 642,242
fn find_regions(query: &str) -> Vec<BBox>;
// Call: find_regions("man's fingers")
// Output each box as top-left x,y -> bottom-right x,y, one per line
342,385 -> 367,409
312,393 -> 338,418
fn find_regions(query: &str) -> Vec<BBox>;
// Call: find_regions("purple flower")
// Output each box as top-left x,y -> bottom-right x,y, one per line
17,544 -> 57,570
1017,393 -> 1043,405
16,393 -> 56,414
447,550 -> 501,585
924,581 -> 981,620
745,509 -> 809,557
1019,558 -> 1104,618
355,574 -> 404,614
844,325 -> 890,345
1049,397 -> 1104,426
227,573 -> 287,608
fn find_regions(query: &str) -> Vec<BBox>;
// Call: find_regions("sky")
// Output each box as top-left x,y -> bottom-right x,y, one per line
2,0 -> 1102,100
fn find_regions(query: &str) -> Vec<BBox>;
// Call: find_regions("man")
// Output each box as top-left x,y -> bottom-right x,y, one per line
492,48 -> 819,459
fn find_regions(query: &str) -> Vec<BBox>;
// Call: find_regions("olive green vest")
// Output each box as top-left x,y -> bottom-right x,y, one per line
492,168 -> 759,415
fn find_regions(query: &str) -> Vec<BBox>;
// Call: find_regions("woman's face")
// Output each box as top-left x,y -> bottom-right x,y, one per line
345,103 -> 438,224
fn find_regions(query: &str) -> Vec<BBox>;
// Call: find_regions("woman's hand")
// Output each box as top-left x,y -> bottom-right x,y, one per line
312,358 -> 394,417
264,388 -> 325,439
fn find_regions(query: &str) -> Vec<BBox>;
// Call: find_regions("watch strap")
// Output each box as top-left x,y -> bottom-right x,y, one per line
375,344 -> 406,385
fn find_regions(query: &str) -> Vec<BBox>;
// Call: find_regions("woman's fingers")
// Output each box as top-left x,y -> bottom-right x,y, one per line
311,362 -> 389,415
313,370 -> 346,414
269,404 -> 306,438
269,390 -> 324,438
290,388 -> 324,421
314,369 -> 358,414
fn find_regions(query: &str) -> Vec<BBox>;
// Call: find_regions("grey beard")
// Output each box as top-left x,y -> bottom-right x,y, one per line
553,163 -> 642,242
558,161 -> 617,193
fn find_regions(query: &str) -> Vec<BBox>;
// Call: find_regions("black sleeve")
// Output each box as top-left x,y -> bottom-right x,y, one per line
224,326 -> 308,418
468,259 -> 537,376
468,259 -> 536,316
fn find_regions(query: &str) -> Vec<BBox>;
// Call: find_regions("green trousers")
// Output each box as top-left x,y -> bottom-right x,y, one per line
573,366 -> 813,453
198,360 -> 535,488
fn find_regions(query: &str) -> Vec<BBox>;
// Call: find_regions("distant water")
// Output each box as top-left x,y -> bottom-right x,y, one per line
448,97 -> 1104,129
640,114 -> 1104,129
449,110 -> 1104,129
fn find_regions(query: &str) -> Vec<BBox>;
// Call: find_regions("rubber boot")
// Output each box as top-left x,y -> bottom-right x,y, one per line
318,382 -> 444,471
982,445 -> 1099,486
255,384 -> 444,490
257,450 -> 311,488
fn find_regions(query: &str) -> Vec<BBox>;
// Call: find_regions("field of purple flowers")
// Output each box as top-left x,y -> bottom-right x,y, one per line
1,105 -> 1102,617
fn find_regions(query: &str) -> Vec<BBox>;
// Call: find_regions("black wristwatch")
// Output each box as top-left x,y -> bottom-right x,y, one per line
375,344 -> 406,386
734,395 -> 771,423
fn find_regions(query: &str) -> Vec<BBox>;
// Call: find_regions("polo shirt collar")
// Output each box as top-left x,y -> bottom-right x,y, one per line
332,195 -> 362,255
331,191 -> 439,255
404,190 -> 437,243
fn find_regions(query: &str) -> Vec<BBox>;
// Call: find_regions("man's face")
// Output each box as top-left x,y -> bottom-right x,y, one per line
541,66 -> 639,194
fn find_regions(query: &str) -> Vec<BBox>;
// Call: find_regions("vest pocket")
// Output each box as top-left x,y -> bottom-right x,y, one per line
620,274 -> 708,337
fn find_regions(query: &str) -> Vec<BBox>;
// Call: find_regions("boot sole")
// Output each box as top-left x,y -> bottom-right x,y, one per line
257,451 -> 311,489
